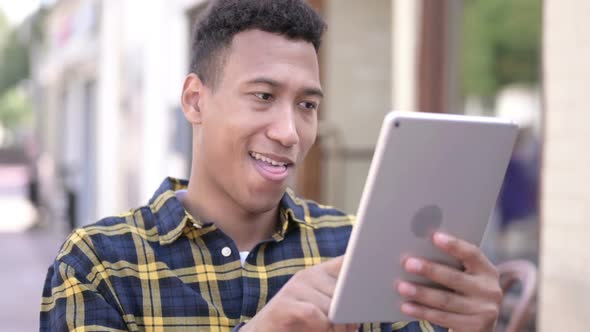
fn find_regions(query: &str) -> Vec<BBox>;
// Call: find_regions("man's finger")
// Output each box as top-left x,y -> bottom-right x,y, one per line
396,281 -> 478,314
400,302 -> 478,331
402,257 -> 482,295
331,324 -> 348,332
432,232 -> 496,274
297,288 -> 332,315
330,323 -> 360,332
347,323 -> 361,332
293,301 -> 333,331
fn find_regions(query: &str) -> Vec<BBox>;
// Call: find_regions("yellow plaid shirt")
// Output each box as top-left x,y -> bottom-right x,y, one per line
41,177 -> 446,331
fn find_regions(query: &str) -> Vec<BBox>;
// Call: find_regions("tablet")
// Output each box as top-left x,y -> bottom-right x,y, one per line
329,111 -> 518,324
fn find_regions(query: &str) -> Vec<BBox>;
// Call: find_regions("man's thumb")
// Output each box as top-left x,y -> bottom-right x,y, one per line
322,255 -> 345,277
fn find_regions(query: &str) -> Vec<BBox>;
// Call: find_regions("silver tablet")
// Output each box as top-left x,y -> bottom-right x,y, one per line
329,111 -> 518,324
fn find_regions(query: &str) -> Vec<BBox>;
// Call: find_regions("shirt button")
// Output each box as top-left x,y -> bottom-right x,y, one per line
221,247 -> 232,257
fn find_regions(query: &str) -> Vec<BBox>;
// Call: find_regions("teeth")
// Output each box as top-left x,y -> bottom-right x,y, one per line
249,152 -> 287,167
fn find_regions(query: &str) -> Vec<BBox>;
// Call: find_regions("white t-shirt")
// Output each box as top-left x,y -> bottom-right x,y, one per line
239,252 -> 249,266
175,189 -> 250,266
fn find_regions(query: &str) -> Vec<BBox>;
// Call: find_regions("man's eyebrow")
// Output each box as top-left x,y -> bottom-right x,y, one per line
246,77 -> 281,88
302,87 -> 324,99
245,77 -> 324,99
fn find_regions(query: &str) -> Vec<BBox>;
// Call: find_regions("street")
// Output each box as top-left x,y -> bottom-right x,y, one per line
0,230 -> 66,331
0,163 -> 67,331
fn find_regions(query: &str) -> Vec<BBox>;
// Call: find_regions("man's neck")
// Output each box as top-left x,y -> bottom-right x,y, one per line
182,173 -> 279,252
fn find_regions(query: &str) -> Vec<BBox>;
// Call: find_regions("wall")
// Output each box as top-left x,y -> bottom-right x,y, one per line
322,0 -> 392,212
539,0 -> 590,329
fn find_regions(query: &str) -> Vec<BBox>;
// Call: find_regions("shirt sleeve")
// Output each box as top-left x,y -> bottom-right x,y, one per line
358,321 -> 448,331
232,322 -> 247,331
40,259 -> 129,331
392,321 -> 448,331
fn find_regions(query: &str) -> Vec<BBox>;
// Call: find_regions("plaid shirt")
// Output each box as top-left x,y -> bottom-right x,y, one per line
41,177 -> 446,331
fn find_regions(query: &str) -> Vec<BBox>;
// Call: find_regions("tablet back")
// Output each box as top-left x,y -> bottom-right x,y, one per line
329,111 -> 518,324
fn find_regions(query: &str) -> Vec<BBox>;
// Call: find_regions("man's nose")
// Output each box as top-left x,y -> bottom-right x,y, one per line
266,104 -> 300,148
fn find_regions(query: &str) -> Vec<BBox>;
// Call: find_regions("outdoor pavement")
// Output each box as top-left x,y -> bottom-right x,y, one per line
0,162 -> 68,331
0,229 -> 67,331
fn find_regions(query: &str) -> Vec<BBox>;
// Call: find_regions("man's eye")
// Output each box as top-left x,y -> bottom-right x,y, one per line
254,93 -> 273,101
299,101 -> 318,111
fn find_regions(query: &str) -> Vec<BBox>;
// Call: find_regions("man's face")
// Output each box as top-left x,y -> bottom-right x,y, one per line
195,29 -> 321,214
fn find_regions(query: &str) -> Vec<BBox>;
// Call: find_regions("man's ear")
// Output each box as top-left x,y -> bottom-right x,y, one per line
181,73 -> 206,125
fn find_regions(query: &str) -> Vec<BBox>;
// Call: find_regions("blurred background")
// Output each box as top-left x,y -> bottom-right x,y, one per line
0,0 -> 587,331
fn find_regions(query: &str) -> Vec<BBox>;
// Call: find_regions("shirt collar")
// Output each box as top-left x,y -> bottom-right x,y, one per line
149,177 -> 194,245
150,177 -> 314,246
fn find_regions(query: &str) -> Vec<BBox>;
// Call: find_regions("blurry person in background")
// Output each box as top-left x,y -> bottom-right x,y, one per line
497,123 -> 540,262
500,127 -> 540,229
41,0 -> 502,331
24,131 -> 40,210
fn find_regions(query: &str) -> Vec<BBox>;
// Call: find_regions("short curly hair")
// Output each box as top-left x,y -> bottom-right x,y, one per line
190,0 -> 326,89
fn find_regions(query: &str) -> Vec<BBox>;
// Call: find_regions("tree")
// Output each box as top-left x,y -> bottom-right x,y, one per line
0,28 -> 30,95
0,9 -> 8,49
0,8 -> 32,129
0,85 -> 32,128
461,0 -> 542,98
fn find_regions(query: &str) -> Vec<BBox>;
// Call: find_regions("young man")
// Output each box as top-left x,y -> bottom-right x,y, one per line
41,0 -> 502,331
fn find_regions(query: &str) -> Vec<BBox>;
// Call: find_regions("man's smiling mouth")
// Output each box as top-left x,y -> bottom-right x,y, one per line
248,151 -> 293,167
248,151 -> 294,182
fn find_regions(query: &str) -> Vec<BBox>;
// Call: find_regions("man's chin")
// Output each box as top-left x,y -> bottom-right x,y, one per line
243,184 -> 287,213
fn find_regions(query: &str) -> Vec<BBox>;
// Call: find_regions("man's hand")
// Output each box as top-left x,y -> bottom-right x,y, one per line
396,232 -> 502,332
241,256 -> 360,332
